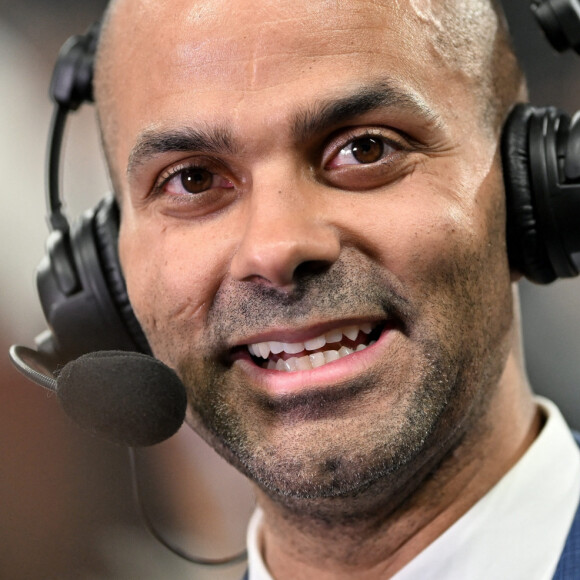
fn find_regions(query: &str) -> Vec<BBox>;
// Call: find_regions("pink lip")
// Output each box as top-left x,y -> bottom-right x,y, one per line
233,325 -> 396,397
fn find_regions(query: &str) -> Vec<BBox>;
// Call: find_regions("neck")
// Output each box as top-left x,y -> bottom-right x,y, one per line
255,353 -> 541,580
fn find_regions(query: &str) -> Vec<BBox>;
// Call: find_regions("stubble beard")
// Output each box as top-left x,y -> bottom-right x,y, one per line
167,253 -> 500,515
184,341 -> 467,508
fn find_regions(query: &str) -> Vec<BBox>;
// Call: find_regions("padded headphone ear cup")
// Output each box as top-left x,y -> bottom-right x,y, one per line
37,196 -> 151,363
93,195 -> 151,354
501,104 -> 558,284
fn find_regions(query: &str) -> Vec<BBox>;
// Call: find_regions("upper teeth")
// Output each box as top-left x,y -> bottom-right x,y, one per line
248,322 -> 374,360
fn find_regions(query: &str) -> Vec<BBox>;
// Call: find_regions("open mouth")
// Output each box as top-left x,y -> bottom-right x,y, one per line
247,322 -> 385,372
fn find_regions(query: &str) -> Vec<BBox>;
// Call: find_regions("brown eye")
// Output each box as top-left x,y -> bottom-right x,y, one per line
159,163 -> 235,199
326,135 -> 395,169
351,137 -> 384,164
181,168 -> 213,193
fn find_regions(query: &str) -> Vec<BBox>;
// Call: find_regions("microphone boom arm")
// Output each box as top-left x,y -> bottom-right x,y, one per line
9,345 -> 58,393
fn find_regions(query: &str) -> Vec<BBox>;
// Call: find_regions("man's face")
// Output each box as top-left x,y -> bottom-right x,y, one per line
103,0 -> 514,501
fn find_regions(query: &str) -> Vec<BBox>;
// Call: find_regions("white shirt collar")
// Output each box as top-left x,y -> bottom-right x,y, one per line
247,505 -> 272,580
247,397 -> 580,580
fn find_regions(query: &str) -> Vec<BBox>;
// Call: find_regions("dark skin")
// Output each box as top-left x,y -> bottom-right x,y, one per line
95,0 -> 540,577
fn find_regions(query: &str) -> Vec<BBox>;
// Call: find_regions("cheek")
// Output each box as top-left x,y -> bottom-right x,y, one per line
118,220 -> 230,364
406,168 -> 512,345
339,161 -> 511,326
388,162 -> 508,285
341,194 -> 484,286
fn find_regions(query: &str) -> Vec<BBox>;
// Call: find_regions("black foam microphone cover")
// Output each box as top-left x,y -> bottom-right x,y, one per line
57,351 -> 187,447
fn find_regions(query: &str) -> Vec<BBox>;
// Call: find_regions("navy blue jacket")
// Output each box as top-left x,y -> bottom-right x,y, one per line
552,432 -> 580,578
553,495 -> 580,578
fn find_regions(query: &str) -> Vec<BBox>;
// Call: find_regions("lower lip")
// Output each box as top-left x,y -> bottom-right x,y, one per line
234,327 -> 396,396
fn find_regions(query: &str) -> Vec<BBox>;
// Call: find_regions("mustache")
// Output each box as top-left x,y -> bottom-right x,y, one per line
205,256 -> 412,345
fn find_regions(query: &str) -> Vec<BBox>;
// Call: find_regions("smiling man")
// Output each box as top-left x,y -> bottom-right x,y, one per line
93,0 -> 580,578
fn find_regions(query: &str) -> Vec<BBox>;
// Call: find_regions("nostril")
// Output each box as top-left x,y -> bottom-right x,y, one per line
293,259 -> 333,280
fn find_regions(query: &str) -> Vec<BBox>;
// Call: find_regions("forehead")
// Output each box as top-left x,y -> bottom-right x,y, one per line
100,0 -> 482,157
107,0 -> 426,86
112,0 -> 423,60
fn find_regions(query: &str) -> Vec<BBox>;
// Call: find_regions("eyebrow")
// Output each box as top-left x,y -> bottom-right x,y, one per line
126,79 -> 441,177
292,80 -> 442,143
127,125 -> 236,176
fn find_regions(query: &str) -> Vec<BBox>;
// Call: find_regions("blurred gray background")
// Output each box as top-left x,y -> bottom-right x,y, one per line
1,0 -> 579,578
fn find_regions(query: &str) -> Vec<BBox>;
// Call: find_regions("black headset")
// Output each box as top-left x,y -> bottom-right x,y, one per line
37,23 -> 151,364
31,0 -> 580,367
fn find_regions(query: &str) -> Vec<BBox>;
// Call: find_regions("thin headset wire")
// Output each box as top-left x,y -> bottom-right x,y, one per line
128,447 -> 248,567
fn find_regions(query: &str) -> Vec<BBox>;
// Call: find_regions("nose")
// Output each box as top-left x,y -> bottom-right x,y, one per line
230,177 -> 341,290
